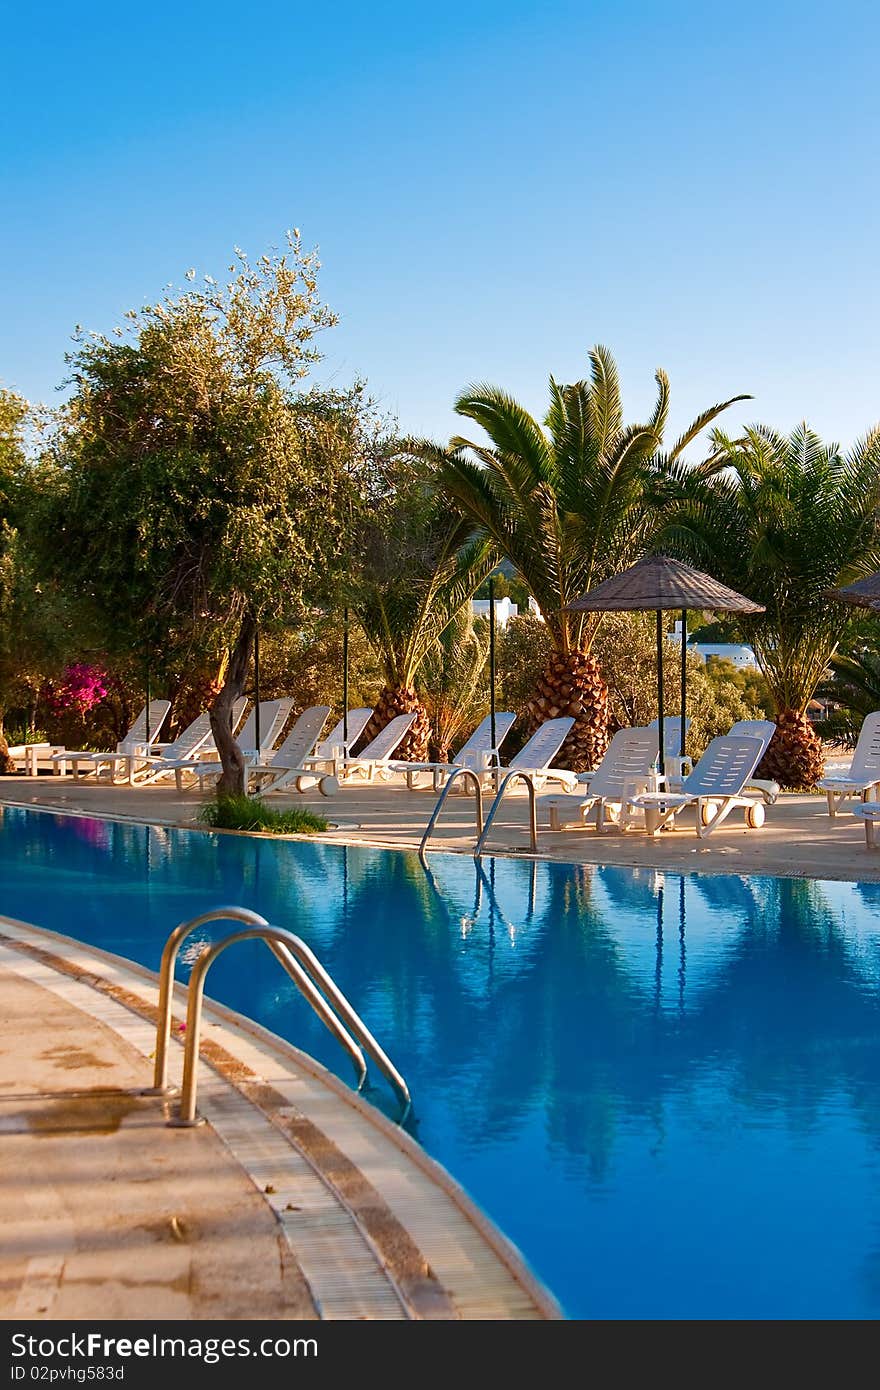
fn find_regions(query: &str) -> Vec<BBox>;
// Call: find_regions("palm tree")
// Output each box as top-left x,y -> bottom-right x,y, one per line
428,347 -> 746,769
420,606 -> 490,762
349,474 -> 495,761
658,423 -> 880,788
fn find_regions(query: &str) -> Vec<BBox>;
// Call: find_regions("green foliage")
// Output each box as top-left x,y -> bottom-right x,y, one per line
701,657 -> 773,715
348,453 -> 496,689
428,345 -> 746,653
496,612 -> 553,714
657,422 -> 880,713
817,619 -> 880,746
591,618 -> 769,755
251,613 -> 384,714
39,235 -> 354,672
420,607 -> 490,760
0,390 -> 75,750
198,794 -> 328,835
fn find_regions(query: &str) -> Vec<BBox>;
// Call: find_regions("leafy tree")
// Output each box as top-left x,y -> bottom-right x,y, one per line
430,346 -> 745,769
40,236 -> 359,794
0,390 -> 73,770
347,459 -> 495,760
657,423 -> 880,787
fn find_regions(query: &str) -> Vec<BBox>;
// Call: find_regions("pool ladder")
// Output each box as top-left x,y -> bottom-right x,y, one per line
149,907 -> 411,1125
419,768 -> 538,859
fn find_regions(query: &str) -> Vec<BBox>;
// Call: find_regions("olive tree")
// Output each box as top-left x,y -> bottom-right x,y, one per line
41,235 -> 359,794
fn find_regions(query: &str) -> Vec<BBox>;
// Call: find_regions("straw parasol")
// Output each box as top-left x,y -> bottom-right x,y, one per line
564,554 -> 764,774
825,571 -> 880,611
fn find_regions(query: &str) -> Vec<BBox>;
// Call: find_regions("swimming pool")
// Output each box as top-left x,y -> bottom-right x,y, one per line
3,803 -> 880,1319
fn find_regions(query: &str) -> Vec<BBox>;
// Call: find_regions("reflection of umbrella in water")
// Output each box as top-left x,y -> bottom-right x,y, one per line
564,554 -> 764,775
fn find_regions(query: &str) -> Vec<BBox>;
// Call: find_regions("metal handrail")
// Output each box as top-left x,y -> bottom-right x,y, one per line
149,906 -> 271,1095
418,766 -> 485,857
473,770 -> 538,858
154,915 -> 411,1126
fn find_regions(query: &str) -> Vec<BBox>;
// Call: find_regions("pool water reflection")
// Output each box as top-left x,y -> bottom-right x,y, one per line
3,804 -> 880,1319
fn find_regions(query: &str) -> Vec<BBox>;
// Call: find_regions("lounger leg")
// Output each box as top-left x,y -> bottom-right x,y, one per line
697,797 -> 738,838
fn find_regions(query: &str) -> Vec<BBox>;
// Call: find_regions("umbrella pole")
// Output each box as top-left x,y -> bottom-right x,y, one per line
680,607 -> 687,757
656,609 -> 665,779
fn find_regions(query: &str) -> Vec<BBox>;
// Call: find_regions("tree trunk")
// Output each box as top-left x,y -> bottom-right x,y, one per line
525,648 -> 609,772
757,708 -> 825,790
0,710 -> 14,775
358,685 -> 431,762
210,612 -> 257,798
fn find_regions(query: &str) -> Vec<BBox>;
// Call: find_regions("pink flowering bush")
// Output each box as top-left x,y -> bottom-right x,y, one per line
44,664 -> 109,718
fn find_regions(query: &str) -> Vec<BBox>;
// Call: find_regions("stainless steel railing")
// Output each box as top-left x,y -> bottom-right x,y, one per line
473,771 -> 538,858
150,908 -> 410,1126
418,767 -> 485,857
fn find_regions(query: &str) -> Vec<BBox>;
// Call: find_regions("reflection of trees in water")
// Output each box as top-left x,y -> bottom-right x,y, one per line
341,857 -> 880,1187
684,878 -> 880,1136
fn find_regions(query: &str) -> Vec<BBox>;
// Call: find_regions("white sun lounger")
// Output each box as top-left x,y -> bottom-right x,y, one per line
337,713 -> 418,783
176,699 -> 293,791
52,700 -> 172,782
648,716 -> 691,759
851,802 -> 880,847
625,734 -> 767,837
728,718 -> 779,804
543,726 -> 660,831
499,716 -> 577,792
131,698 -> 248,786
247,706 -> 337,797
300,708 -> 374,775
384,711 -> 518,791
817,711 -> 880,815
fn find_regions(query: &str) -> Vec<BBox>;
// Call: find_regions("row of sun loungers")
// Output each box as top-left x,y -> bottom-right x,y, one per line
20,697 -> 880,844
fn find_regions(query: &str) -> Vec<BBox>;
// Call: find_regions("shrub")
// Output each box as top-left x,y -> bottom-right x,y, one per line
198,794 -> 328,835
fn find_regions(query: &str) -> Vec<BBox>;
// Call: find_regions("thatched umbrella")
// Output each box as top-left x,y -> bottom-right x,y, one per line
825,572 -> 880,610
565,554 -> 764,775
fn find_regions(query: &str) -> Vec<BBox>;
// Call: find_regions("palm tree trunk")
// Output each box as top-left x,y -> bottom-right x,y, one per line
526,648 -> 609,772
210,612 -> 256,797
359,685 -> 431,761
757,708 -> 825,790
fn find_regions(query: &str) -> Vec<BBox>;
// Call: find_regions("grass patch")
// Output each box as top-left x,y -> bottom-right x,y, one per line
199,794 -> 328,835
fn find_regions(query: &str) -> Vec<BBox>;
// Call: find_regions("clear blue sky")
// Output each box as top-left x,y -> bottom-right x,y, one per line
2,0 -> 878,449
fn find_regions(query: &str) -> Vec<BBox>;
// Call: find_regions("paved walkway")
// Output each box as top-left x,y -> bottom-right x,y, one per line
0,918 -> 557,1321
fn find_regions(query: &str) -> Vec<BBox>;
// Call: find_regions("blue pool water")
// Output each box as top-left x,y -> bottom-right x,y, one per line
4,804 -> 880,1319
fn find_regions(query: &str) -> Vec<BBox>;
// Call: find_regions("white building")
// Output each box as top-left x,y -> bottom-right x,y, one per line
470,596 -> 544,628
668,620 -> 757,670
471,596 -> 518,628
